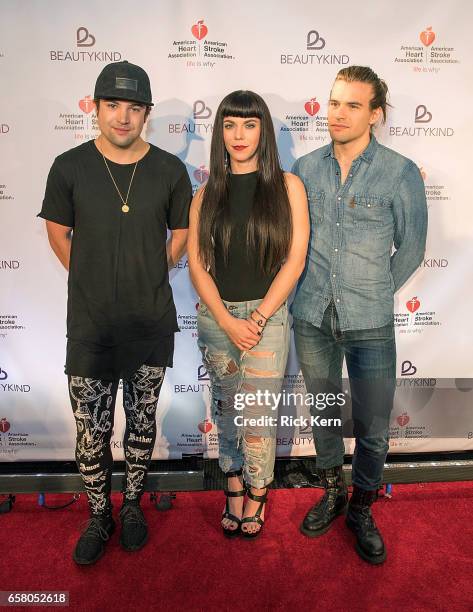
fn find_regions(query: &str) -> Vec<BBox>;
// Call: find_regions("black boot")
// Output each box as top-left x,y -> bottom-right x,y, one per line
73,510 -> 115,565
346,485 -> 386,564
119,499 -> 148,551
300,465 -> 348,538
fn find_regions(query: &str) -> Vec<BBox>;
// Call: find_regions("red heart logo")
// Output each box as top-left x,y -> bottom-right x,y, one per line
397,413 -> 410,427
191,20 -> 208,40
406,297 -> 420,313
304,98 -> 320,116
0,418 -> 10,433
420,26 -> 435,47
198,421 -> 212,433
193,166 -> 209,183
79,95 -> 95,114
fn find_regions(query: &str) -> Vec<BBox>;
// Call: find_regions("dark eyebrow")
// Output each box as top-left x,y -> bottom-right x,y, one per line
223,118 -> 259,123
329,98 -> 362,107
108,100 -> 144,107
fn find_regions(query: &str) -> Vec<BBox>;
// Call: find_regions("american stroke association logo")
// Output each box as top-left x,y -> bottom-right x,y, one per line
50,27 -> 122,62
281,97 -> 329,144
389,104 -> 454,138
54,95 -> 99,142
418,165 -> 450,205
394,296 -> 441,334
168,19 -> 235,68
0,417 -> 37,452
281,28 -> 349,66
394,26 -> 460,73
0,181 -> 14,202
168,100 -> 213,136
0,313 -> 26,339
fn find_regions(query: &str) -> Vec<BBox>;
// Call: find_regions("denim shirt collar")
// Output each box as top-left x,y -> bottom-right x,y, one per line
323,134 -> 378,164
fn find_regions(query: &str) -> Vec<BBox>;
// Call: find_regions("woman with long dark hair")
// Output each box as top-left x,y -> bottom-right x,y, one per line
188,91 -> 309,538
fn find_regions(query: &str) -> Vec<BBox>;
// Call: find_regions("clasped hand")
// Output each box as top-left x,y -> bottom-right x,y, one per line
222,313 -> 264,351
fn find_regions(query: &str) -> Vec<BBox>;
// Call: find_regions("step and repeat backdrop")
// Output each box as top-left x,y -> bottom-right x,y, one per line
1,0 -> 472,461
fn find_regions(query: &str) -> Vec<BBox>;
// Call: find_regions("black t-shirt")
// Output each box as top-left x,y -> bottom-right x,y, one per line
214,172 -> 276,301
39,139 -> 192,381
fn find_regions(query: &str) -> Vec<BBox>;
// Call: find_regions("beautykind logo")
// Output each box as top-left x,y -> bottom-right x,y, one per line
420,257 -> 449,269
168,19 -> 235,69
168,100 -> 213,135
0,260 -> 20,271
401,360 -> 417,376
280,28 -> 349,66
393,26 -> 460,73
281,97 -> 329,144
0,367 -> 30,393
50,27 -> 122,62
389,104 -> 454,138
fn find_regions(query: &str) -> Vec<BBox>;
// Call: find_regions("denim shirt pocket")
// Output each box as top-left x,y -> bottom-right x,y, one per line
308,188 -> 325,224
350,194 -> 392,229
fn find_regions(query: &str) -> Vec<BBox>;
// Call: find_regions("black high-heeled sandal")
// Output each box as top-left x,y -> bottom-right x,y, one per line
241,487 -> 268,539
222,469 -> 245,538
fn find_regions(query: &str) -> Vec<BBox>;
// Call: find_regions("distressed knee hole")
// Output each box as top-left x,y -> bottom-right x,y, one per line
245,435 -> 262,444
206,354 -> 238,377
245,367 -> 279,378
248,350 -> 275,358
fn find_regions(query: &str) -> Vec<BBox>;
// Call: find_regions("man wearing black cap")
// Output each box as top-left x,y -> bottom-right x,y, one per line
39,61 -> 192,565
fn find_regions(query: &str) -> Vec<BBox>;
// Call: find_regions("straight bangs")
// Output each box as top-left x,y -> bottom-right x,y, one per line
219,91 -> 264,120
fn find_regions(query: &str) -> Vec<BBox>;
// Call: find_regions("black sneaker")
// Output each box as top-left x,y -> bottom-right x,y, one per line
73,514 -> 115,565
119,503 -> 148,551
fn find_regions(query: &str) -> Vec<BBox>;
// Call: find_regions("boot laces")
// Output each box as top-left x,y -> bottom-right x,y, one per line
79,517 -> 111,542
119,504 -> 146,526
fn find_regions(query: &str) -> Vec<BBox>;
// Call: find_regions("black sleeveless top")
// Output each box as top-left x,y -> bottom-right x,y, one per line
214,171 -> 276,301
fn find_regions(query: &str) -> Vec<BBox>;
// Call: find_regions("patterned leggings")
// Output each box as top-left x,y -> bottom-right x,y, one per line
68,364 -> 165,515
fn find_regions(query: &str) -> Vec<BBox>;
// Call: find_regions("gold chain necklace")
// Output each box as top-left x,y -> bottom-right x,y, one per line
99,144 -> 139,214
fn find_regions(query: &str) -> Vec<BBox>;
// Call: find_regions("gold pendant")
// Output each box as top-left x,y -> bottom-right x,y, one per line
122,204 -> 130,213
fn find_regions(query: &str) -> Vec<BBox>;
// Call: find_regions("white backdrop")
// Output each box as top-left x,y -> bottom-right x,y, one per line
1,0 -> 472,461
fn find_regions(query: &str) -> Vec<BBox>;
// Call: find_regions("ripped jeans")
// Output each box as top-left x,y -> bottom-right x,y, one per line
197,299 -> 290,488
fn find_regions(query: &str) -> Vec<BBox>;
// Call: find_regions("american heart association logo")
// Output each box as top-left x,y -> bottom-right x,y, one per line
192,20 -> 208,41
198,420 -> 212,433
194,166 -> 209,184
79,95 -> 95,114
406,297 -> 420,313
397,413 -> 410,427
304,98 -> 320,116
0,418 -> 10,433
420,26 -> 435,47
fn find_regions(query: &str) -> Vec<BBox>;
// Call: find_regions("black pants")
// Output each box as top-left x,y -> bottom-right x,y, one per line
68,364 -> 165,515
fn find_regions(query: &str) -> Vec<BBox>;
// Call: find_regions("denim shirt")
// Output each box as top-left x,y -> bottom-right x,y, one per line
291,135 -> 428,331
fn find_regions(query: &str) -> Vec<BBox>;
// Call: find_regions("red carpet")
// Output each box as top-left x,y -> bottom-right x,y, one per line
1,483 -> 472,611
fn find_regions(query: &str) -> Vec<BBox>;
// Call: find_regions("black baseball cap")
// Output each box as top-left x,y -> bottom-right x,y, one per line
94,60 -> 153,106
